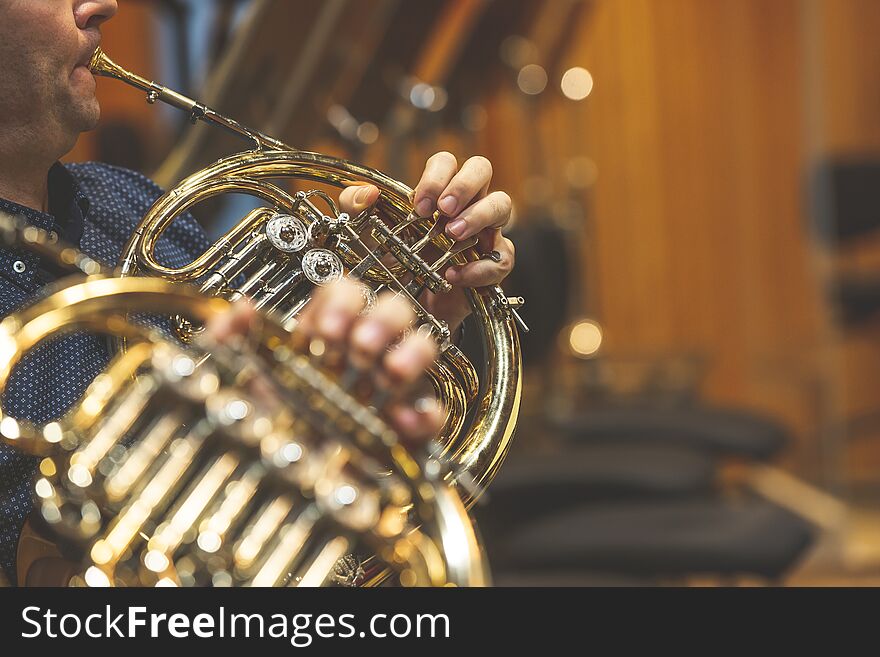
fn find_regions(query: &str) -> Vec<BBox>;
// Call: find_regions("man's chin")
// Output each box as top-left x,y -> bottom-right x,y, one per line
69,99 -> 101,133
80,110 -> 101,133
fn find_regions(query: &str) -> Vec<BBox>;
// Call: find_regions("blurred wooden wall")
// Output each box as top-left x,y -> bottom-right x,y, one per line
475,0 -> 880,477
810,0 -> 880,154
571,0 -> 821,469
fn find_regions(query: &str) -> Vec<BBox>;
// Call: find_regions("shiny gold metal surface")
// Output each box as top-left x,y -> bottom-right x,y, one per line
0,215 -> 487,587
89,48 -> 523,508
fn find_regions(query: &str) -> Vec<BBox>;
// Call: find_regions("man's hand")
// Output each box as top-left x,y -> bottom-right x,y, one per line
339,153 -> 515,331
206,279 -> 445,447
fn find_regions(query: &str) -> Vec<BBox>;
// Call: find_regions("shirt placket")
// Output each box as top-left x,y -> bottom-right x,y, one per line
0,203 -> 56,292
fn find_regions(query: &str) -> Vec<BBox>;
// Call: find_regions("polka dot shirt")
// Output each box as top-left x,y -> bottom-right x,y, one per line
0,162 -> 209,584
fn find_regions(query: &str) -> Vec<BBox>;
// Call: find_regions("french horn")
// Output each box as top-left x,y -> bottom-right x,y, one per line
0,215 -> 488,587
88,48 -> 525,507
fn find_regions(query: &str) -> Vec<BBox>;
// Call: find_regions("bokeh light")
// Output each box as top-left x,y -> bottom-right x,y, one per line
561,67 -> 594,100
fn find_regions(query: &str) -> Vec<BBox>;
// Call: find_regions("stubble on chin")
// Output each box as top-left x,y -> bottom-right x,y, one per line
77,98 -> 101,132
61,80 -> 101,135
71,69 -> 102,128
48,93 -> 101,159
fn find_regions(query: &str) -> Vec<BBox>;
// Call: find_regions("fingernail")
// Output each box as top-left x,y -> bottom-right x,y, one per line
416,198 -> 433,217
438,196 -> 458,215
318,310 -> 348,339
355,186 -> 372,205
352,320 -> 386,353
446,219 -> 467,238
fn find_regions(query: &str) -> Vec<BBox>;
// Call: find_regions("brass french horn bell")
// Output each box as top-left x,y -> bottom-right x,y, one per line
0,214 -> 488,587
88,48 -> 525,506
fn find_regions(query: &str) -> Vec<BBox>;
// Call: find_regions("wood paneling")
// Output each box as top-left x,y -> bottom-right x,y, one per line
560,1 -> 820,452
480,0 -> 879,476
810,0 -> 880,154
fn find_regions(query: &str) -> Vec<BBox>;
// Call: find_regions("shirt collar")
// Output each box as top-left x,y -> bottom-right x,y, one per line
0,162 -> 90,289
0,162 -> 89,238
48,162 -> 89,245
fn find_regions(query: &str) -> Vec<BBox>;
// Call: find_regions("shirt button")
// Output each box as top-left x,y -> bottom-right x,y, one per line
48,231 -> 59,244
12,260 -> 26,273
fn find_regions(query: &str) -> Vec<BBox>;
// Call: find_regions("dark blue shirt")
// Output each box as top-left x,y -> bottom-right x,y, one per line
0,162 -> 209,584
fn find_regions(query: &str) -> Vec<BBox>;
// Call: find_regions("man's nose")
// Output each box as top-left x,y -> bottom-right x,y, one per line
75,0 -> 119,31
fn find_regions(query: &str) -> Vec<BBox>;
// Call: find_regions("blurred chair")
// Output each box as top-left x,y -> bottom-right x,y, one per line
810,158 -> 880,246
552,404 -> 789,461
484,497 -> 815,584
475,444 -> 818,585
476,444 -> 718,535
832,274 -> 880,327
811,157 -> 880,329
548,348 -> 791,461
479,356 -> 821,584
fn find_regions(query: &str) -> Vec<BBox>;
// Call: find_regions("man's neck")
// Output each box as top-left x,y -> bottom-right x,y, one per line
0,120 -> 70,213
0,161 -> 51,213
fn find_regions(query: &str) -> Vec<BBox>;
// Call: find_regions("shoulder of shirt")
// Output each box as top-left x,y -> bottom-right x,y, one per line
63,161 -> 166,201
62,162 -> 211,261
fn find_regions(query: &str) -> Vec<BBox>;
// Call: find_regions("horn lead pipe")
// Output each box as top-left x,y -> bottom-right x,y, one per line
89,47 -> 289,151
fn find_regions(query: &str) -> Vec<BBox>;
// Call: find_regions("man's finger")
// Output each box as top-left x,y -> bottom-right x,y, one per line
387,399 -> 445,446
203,299 -> 258,343
413,151 -> 459,217
445,190 -> 512,241
383,333 -> 438,388
312,278 -> 366,345
338,184 -> 380,216
349,292 -> 415,369
445,233 -> 515,287
437,155 -> 493,221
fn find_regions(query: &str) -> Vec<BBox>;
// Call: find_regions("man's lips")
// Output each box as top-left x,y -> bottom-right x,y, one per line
76,41 -> 101,70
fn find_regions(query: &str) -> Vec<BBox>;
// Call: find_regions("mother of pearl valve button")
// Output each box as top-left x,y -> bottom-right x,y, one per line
266,213 -> 308,252
302,248 -> 343,285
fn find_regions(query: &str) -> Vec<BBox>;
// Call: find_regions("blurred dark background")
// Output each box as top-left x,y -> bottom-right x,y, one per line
68,0 -> 880,585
